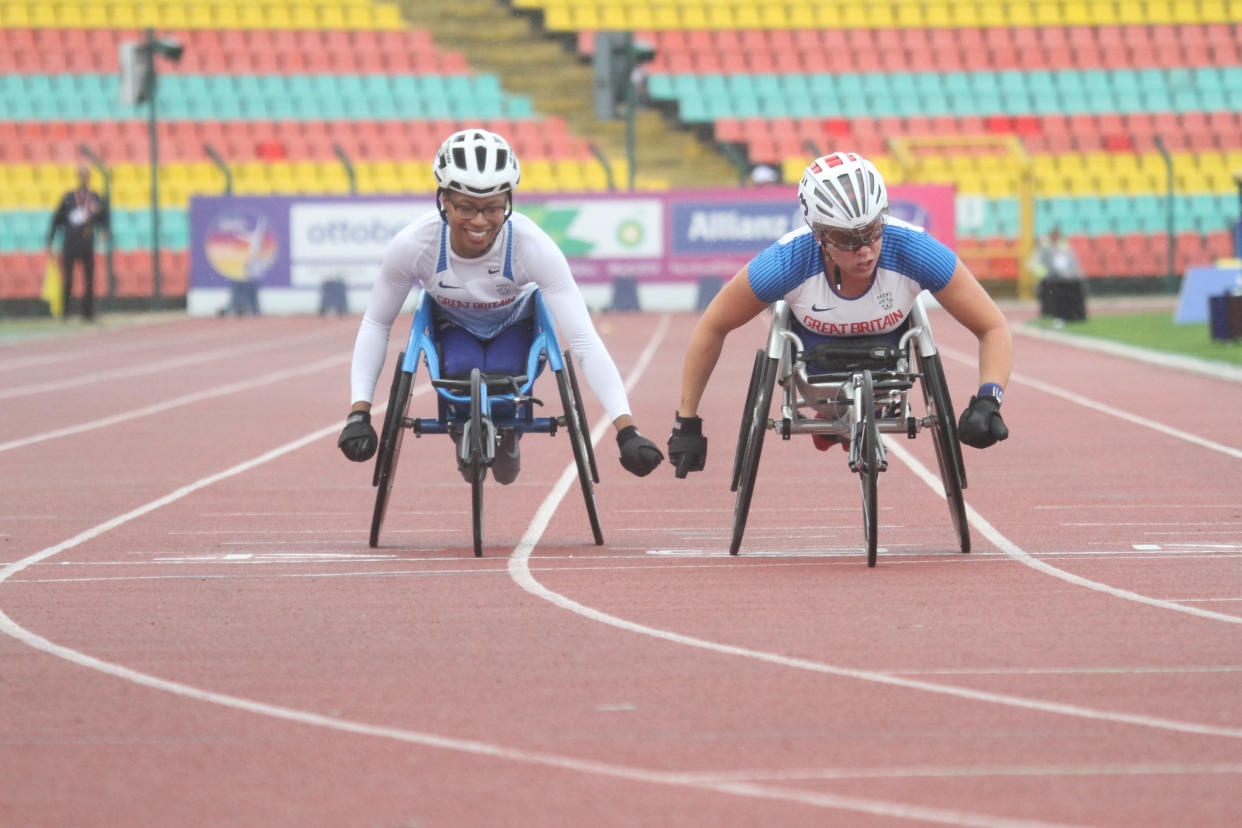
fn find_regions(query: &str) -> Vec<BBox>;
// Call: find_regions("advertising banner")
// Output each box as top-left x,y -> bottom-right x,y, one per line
189,185 -> 955,315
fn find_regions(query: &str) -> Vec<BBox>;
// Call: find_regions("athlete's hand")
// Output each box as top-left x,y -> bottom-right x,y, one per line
617,426 -> 664,477
957,396 -> 1009,449
338,410 -> 378,462
667,414 -> 707,478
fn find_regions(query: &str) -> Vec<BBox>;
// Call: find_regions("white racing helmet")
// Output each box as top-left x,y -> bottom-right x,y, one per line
433,128 -> 521,197
798,152 -> 888,247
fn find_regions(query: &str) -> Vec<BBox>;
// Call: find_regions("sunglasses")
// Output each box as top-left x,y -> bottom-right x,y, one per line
814,219 -> 884,252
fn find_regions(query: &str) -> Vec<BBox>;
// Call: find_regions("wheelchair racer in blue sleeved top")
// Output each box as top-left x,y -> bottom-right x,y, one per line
337,128 -> 663,482
668,151 -> 1012,478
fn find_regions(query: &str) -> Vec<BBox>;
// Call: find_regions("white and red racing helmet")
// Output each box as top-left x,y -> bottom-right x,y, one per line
798,152 -> 888,249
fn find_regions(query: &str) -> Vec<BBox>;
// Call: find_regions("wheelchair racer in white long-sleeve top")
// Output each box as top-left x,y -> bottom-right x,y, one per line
667,151 -> 1013,477
337,128 -> 664,483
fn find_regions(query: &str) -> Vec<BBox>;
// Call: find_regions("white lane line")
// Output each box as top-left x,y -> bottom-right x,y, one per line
940,344 -> 1242,460
0,329 -> 338,401
886,440 -> 1242,626
1013,322 -> 1242,384
504,320 -> 1242,742
0,327 -> 221,373
0,317 -> 1078,827
0,354 -> 349,453
676,761 -> 1242,783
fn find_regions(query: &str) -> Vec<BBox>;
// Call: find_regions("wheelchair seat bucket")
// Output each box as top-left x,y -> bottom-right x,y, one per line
801,339 -> 901,372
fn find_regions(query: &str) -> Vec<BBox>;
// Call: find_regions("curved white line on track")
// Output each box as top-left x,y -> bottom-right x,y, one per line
0,317 -> 1074,827
0,354 -> 350,453
935,343 -> 1242,622
885,441 -> 1242,625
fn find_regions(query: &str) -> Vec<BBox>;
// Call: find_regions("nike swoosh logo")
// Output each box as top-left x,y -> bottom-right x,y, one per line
811,305 -> 837,312
439,282 -> 464,290
488,267 -> 501,274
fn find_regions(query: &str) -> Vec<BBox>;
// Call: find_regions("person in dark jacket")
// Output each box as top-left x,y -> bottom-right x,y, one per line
46,164 -> 110,321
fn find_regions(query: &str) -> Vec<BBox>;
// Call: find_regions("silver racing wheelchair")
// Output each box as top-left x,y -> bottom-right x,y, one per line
730,295 -> 969,566
369,290 -> 601,557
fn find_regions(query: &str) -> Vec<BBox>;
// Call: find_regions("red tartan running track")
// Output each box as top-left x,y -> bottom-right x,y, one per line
1,301 -> 1240,827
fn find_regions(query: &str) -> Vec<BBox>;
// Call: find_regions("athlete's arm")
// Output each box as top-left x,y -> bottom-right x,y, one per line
677,265 -> 769,418
933,259 -> 1012,390
525,234 -> 632,424
348,229 -> 422,410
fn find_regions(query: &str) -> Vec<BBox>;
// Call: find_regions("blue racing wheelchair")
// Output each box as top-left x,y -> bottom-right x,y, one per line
730,295 -> 969,566
369,290 -> 602,556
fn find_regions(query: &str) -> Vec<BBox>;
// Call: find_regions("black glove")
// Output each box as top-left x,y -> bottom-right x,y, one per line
957,395 -> 1009,449
338,410 -> 378,462
667,413 -> 707,478
617,425 -> 664,477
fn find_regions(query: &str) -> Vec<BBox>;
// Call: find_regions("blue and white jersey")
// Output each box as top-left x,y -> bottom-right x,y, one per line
350,210 -> 631,419
746,215 -> 957,339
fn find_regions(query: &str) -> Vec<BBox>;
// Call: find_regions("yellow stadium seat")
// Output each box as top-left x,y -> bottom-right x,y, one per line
264,4 -> 293,28
570,3 -> 599,29
373,4 -> 404,29
1145,0 -> 1175,23
950,1 -> 981,25
345,5 -> 376,28
837,4 -> 867,27
704,4 -> 734,28
1199,0 -> 1228,22
977,1 -> 1009,26
598,5 -> 628,28
734,6 -> 761,27
542,5 -> 572,30
921,2 -> 951,27
1027,0 -> 1061,24
1113,1 -> 1144,23
891,2 -> 925,26
28,2 -> 56,26
319,5 -> 346,27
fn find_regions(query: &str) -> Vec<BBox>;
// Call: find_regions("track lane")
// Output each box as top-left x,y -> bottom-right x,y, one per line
2,307 -> 1241,826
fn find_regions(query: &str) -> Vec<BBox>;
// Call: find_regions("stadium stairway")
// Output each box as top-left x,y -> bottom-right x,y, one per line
398,0 -> 741,189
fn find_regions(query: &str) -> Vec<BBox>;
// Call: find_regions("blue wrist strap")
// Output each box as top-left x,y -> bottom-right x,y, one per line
978,382 -> 1003,406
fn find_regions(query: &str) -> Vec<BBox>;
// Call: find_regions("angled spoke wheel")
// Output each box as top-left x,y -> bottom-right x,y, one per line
918,352 -> 970,554
729,351 -> 778,556
856,370 -> 881,567
468,369 -> 487,558
558,359 -> 604,545
564,351 -> 599,484
370,359 -> 413,548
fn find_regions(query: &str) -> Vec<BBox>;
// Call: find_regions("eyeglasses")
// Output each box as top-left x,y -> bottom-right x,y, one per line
814,218 -> 884,252
446,199 -> 508,220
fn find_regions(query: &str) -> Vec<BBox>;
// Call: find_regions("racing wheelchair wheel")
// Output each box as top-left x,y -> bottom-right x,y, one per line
466,369 -> 488,558
370,356 -> 413,548
729,349 -> 779,556
917,352 -> 970,554
564,351 -> 599,484
731,349 -> 768,493
557,356 -> 604,545
855,370 -> 881,567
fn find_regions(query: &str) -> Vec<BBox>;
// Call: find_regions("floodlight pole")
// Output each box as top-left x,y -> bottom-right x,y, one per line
1154,136 -> 1176,291
77,143 -> 115,309
144,27 -> 163,309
